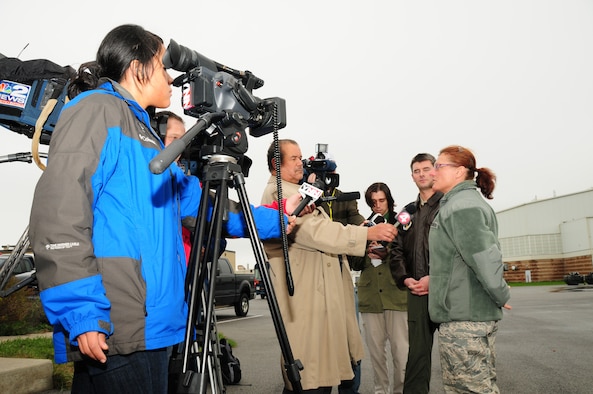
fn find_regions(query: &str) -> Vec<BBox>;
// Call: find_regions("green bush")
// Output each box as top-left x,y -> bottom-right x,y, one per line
0,285 -> 235,391
0,281 -> 50,335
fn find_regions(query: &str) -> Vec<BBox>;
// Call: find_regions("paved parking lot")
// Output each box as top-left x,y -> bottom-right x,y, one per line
215,285 -> 593,393
31,284 -> 593,393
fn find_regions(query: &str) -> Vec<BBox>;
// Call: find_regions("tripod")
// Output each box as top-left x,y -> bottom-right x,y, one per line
152,116 -> 303,394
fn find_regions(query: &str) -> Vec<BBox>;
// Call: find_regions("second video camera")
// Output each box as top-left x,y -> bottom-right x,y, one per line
302,143 -> 339,190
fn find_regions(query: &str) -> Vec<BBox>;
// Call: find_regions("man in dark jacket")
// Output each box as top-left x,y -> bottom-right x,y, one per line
389,153 -> 443,394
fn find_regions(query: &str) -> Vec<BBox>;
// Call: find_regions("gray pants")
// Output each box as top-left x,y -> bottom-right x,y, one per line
438,321 -> 500,394
361,310 -> 409,394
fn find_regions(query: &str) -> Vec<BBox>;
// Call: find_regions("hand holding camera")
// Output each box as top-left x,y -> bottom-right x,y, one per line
368,242 -> 388,260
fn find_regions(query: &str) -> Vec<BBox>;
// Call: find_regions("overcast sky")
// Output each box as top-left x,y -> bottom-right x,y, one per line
2,1 -> 592,268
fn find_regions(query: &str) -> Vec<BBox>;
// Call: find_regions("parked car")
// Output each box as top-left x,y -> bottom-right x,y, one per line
0,253 -> 35,281
214,257 -> 255,317
0,253 -> 37,296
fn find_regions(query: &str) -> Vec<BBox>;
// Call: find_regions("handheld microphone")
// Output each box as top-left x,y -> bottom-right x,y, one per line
395,203 -> 417,228
366,213 -> 387,251
365,213 -> 385,227
291,180 -> 325,216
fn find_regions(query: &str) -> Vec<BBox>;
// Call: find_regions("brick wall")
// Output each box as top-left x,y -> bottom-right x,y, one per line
503,255 -> 593,283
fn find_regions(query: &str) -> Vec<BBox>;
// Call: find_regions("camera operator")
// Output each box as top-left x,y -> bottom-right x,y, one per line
312,154 -> 365,227
28,25 -> 301,394
261,139 -> 397,393
154,110 -> 194,266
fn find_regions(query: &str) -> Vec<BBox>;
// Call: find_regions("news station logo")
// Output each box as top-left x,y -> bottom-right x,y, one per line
0,80 -> 31,109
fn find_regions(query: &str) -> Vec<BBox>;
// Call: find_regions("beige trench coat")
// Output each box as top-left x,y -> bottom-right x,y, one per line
261,176 -> 366,390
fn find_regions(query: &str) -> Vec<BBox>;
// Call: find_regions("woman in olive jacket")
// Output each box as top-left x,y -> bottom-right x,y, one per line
428,145 -> 511,394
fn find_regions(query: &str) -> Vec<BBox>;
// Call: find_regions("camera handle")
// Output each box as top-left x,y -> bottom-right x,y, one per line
171,154 -> 303,394
149,112 -> 226,175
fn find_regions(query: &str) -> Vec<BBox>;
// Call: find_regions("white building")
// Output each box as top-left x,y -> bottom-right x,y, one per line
497,188 -> 593,282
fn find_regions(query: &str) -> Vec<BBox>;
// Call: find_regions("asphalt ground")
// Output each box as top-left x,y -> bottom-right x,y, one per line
217,284 -> 593,393
24,284 -> 593,393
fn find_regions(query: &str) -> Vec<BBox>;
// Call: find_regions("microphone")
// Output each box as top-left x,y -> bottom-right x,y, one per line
365,213 -> 385,227
395,203 -> 417,228
366,213 -> 387,251
319,191 -> 360,203
367,204 -> 417,252
291,179 -> 325,216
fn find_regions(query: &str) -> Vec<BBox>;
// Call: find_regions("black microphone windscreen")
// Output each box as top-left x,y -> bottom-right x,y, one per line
404,203 -> 417,214
334,192 -> 361,202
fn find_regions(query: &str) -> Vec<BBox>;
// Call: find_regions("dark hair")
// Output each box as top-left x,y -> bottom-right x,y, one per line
153,111 -> 184,139
410,153 -> 436,170
267,139 -> 299,172
68,24 -> 163,99
67,61 -> 100,99
364,182 -> 396,217
155,110 -> 184,125
439,145 -> 496,199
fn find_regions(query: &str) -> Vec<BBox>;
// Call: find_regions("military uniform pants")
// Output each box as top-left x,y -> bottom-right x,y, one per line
438,321 -> 500,394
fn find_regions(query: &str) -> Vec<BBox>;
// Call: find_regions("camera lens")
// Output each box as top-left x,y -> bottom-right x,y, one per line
163,39 -> 207,72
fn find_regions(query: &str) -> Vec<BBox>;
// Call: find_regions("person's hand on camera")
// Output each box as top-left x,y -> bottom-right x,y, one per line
367,222 -> 397,243
77,331 -> 109,363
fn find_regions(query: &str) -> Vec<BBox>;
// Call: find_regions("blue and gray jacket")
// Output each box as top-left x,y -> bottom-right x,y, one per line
29,80 -> 283,363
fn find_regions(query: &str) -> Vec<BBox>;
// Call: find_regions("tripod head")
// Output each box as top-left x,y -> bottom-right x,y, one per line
182,111 -> 254,178
148,111 -> 254,178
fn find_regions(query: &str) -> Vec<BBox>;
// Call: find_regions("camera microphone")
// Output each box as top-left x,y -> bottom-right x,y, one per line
320,192 -> 361,203
291,180 -> 325,217
395,203 -> 418,229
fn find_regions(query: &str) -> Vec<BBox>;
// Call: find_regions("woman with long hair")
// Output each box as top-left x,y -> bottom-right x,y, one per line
29,24 -> 296,393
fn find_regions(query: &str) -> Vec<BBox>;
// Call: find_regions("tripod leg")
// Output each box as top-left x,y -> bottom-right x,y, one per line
200,288 -> 226,393
175,174 -> 228,394
174,159 -> 303,393
233,172 -> 304,393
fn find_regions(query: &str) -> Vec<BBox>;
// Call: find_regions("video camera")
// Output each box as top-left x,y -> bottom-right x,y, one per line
302,143 -> 339,190
163,40 -> 286,177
